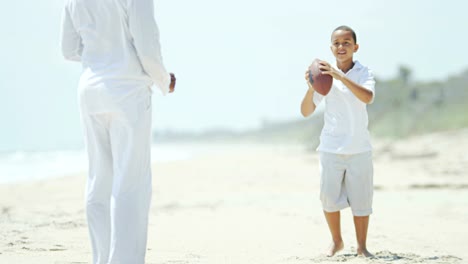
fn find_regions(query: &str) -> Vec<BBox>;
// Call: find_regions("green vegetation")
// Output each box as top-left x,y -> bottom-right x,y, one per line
369,67 -> 468,138
154,67 -> 468,144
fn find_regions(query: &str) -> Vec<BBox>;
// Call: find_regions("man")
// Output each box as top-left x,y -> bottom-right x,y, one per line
60,0 -> 176,263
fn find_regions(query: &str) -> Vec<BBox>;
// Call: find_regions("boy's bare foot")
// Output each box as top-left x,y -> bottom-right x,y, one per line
326,240 -> 344,257
357,248 -> 374,258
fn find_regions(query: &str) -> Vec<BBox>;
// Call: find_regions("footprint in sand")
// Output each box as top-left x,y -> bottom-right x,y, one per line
50,244 -> 67,251
54,262 -> 87,264
302,250 -> 463,263
49,248 -> 67,251
372,250 -> 463,263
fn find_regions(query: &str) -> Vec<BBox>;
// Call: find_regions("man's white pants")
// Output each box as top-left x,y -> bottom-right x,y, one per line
81,97 -> 152,264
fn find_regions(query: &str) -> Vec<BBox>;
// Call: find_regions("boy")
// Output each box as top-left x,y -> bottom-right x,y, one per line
300,25 -> 376,257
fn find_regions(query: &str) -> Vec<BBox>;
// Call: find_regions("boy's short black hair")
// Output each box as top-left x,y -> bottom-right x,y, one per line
333,25 -> 357,43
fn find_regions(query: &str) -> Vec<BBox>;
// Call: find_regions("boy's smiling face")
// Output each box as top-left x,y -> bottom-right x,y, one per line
330,30 -> 359,63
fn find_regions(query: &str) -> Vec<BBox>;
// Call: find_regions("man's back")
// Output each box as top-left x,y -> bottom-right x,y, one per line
61,0 -> 170,102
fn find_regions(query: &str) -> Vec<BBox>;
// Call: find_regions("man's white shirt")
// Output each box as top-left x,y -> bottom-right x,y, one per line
60,0 -> 170,113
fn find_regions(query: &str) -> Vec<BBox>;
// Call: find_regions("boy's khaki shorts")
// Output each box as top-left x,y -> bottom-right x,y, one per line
319,151 -> 373,216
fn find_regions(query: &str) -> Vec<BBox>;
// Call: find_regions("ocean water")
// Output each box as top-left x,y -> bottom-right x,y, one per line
0,144 -> 195,184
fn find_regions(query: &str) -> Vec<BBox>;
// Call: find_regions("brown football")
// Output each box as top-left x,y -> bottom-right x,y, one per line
308,59 -> 332,95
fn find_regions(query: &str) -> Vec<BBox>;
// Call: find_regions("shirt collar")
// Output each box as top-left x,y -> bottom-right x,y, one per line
334,60 -> 363,74
352,60 -> 363,71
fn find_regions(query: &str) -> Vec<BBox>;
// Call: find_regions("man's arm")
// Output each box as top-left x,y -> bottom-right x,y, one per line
60,5 -> 82,62
128,0 -> 171,95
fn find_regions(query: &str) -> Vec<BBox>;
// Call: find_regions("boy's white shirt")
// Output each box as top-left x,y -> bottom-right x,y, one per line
60,0 -> 170,113
313,60 -> 376,154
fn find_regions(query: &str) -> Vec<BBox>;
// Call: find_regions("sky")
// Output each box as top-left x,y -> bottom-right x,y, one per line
0,0 -> 467,151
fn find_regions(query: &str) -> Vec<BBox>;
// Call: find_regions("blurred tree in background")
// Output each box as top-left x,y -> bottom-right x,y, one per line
155,66 -> 468,145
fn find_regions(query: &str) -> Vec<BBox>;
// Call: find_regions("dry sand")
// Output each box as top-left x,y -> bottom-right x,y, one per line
1,129 -> 468,264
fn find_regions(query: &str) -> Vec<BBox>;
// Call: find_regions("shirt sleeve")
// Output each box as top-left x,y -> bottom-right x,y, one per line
60,4 -> 82,62
360,67 -> 376,104
313,91 -> 324,106
127,0 -> 170,95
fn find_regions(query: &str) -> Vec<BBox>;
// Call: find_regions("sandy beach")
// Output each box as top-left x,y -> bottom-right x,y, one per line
1,129 -> 467,264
